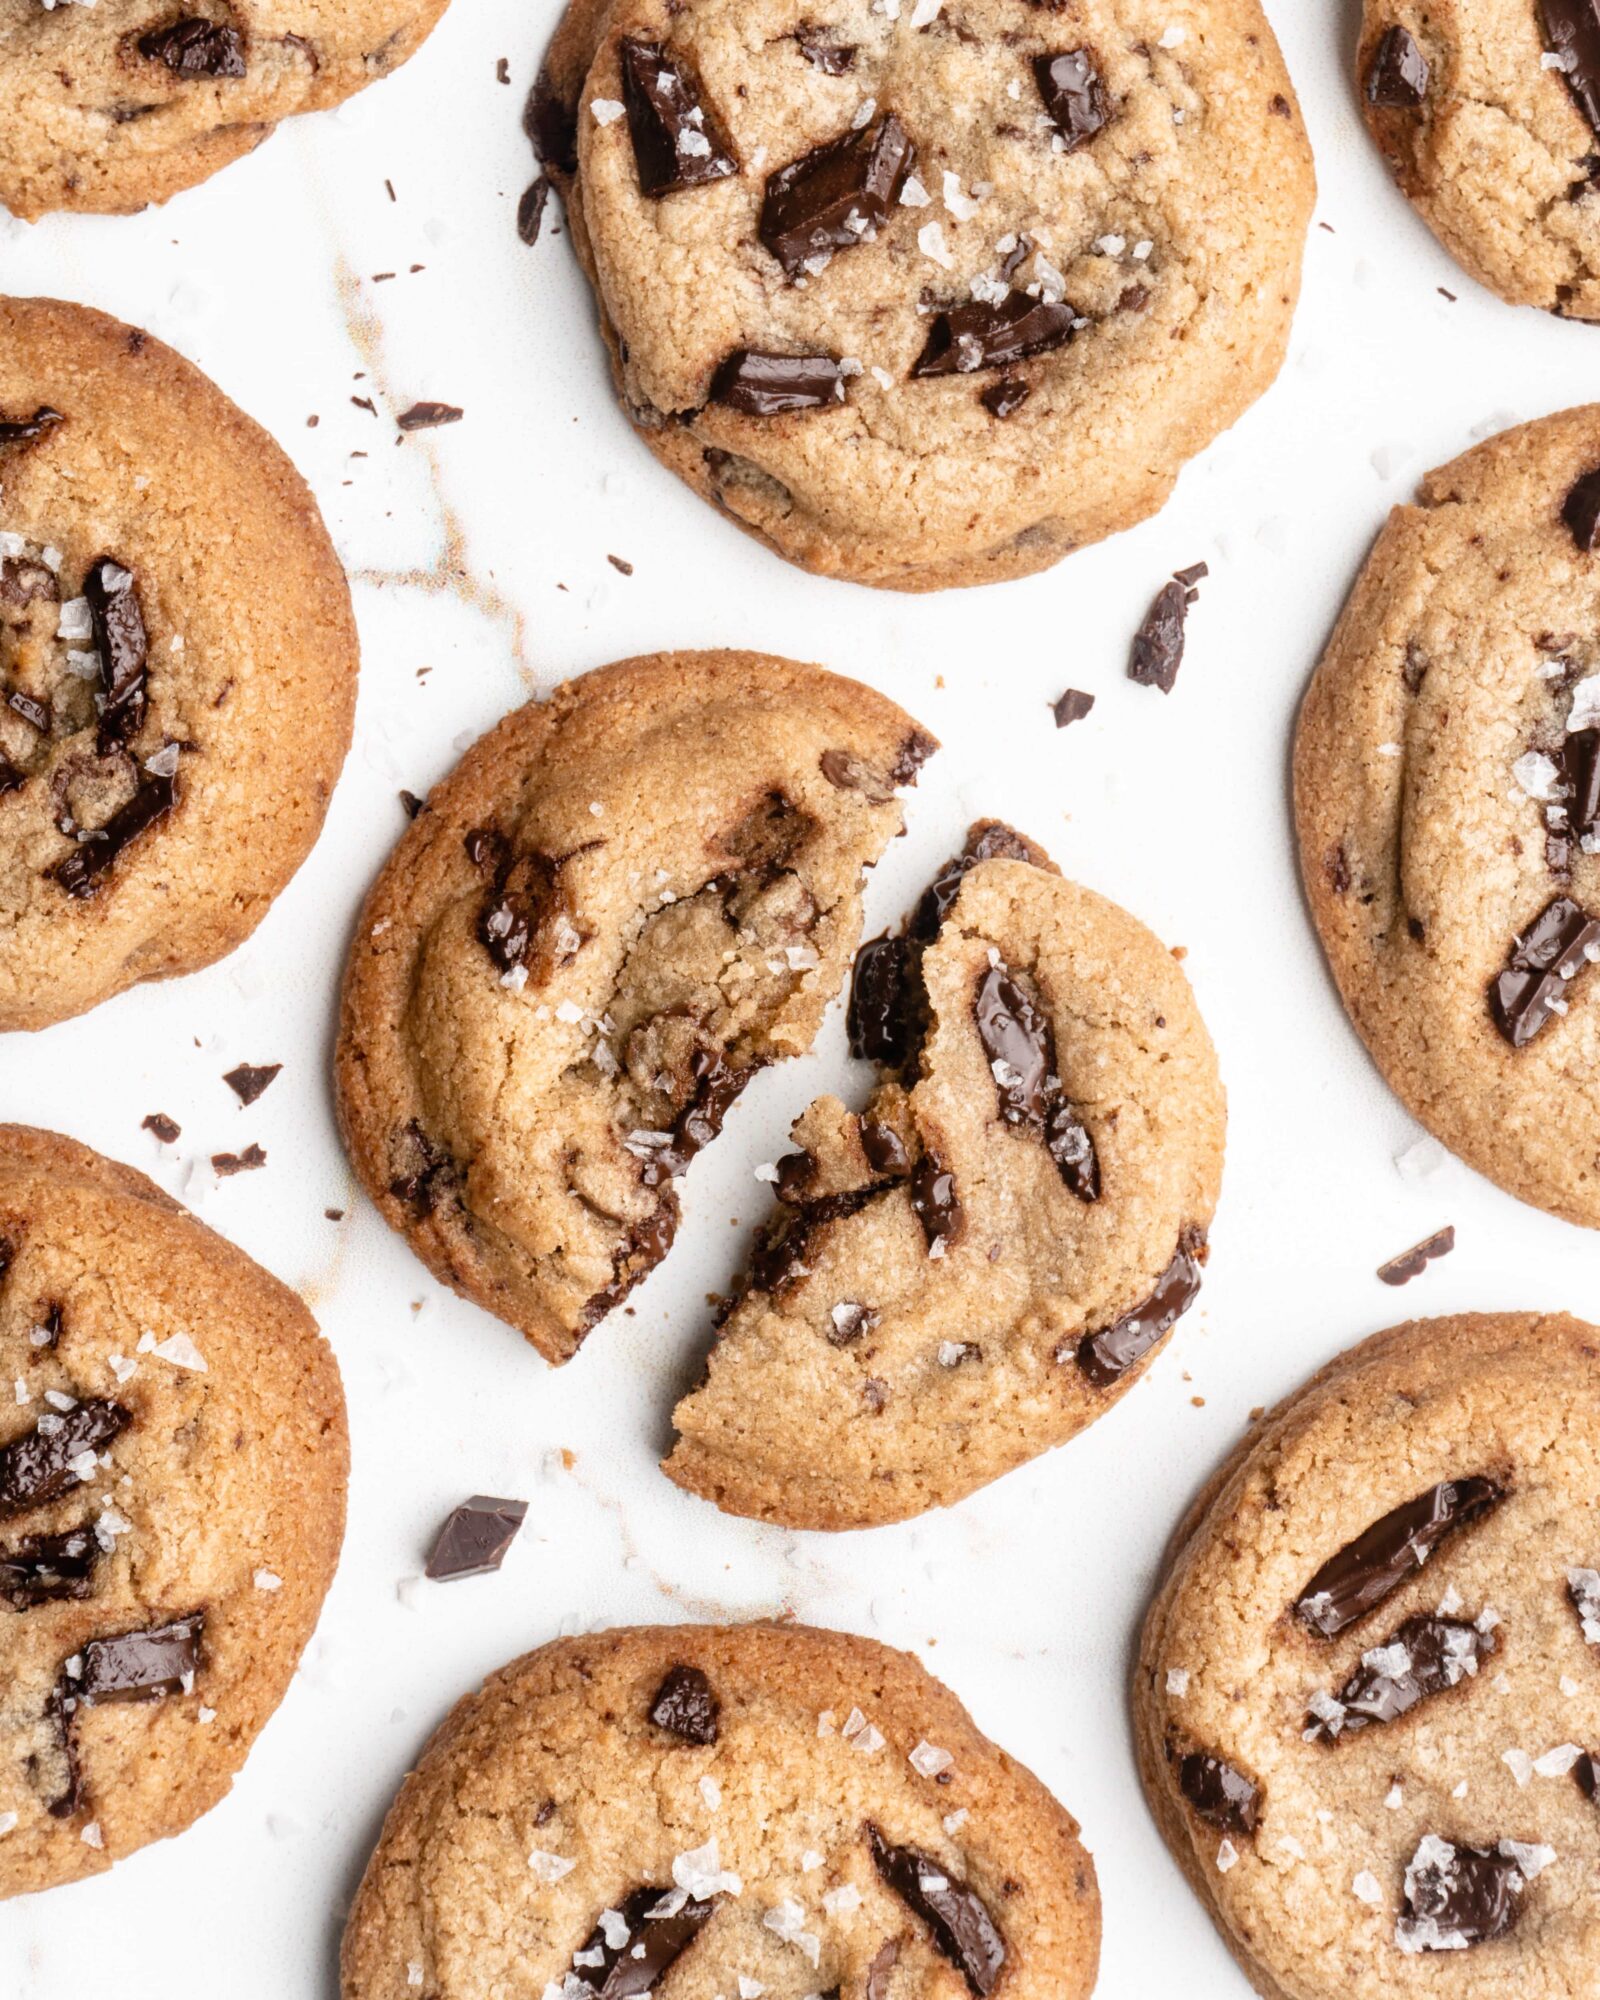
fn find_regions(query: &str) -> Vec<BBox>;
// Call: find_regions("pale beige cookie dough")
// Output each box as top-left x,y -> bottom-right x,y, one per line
0,1124 -> 348,1899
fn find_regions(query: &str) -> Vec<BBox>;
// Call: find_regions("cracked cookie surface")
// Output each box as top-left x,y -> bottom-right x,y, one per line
538,0 -> 1315,590
1137,1311 -> 1600,2000
0,1124 -> 347,1899
0,0 -> 450,217
1295,406 -> 1600,1229
341,1621 -> 1099,2000
666,822 -> 1225,1528
0,297 -> 357,1031
334,650 -> 935,1364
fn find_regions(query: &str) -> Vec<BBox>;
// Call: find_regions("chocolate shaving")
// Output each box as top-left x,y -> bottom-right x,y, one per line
84,556 -> 148,753
1488,895 -> 1600,1046
1543,0 -> 1600,137
760,112 -> 915,277
136,17 -> 247,77
1177,1752 -> 1259,1835
1396,1837 -> 1527,1954
619,38 -> 738,198
648,1663 -> 719,1744
973,963 -> 1099,1200
0,1528 -> 102,1610
52,771 -> 176,899
222,1062 -> 281,1106
1294,1477 -> 1504,1639
1366,25 -> 1429,108
397,402 -> 464,432
569,1884 -> 715,1995
1074,1230 -> 1205,1387
424,1495 -> 527,1580
710,351 -> 845,416
914,294 -> 1077,378
867,1824 -> 1006,1996
1033,49 -> 1110,149
1377,1225 -> 1455,1286
0,1401 -> 129,1517
0,407 -> 64,448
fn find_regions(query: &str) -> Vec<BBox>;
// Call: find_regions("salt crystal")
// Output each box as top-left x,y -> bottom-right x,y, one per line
918,222 -> 954,269
254,1569 -> 283,1592
909,1739 -> 953,1778
1216,1839 -> 1237,1873
1352,1870 -> 1382,1905
589,98 -> 625,125
528,1847 -> 577,1883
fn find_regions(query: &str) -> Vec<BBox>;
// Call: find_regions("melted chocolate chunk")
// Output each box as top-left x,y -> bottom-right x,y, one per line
479,847 -> 559,975
1562,462 -> 1600,550
1293,1477 -> 1504,1639
53,771 -> 176,898
820,747 -> 897,803
84,557 -> 148,753
859,1115 -> 910,1178
649,1663 -> 719,1744
1177,1752 -> 1259,1835
222,1062 -> 281,1106
1033,49 -> 1110,149
1543,0 -> 1600,137
1305,1614 -> 1495,1743
424,1495 -> 527,1580
73,1613 -> 204,1703
525,68 -> 579,175
137,16 -> 246,76
981,377 -> 1031,420
1074,1231 -> 1204,1387
1377,1225 -> 1455,1286
642,1048 -> 754,1185
910,823 -> 1040,941
1396,1837 -> 1526,1954
710,350 -> 846,416
579,1205 -> 677,1334
914,294 -> 1077,378
619,39 -> 738,198
570,1885 -> 715,1995
749,1186 -> 880,1295
910,1151 -> 962,1257
867,1825 -> 1006,1996
1052,688 -> 1095,728
397,402 -> 464,432
1488,895 -> 1600,1047
0,1401 -> 129,1517
760,112 -> 915,277
0,1528 -> 101,1610
1129,579 -> 1189,693
848,935 -> 917,1066
0,407 -> 64,448
1366,25 -> 1429,108
973,963 -> 1099,1201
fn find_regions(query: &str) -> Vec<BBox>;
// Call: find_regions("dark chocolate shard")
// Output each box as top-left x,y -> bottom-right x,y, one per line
84,556 -> 147,753
424,1495 -> 528,1580
525,68 -> 579,175
760,112 -> 915,277
867,1824 -> 1006,1996
142,1112 -> 180,1143
910,1152 -> 962,1257
1561,727 -> 1600,843
1052,688 -> 1095,728
136,17 -> 247,77
1543,0 -> 1600,138
1396,1837 -> 1528,1954
710,350 -> 845,416
913,294 -> 1077,378
1177,1752 -> 1259,1835
1488,895 -> 1600,1047
797,34 -> 856,75
1293,1477 -> 1504,1639
619,38 -> 738,198
848,935 -> 917,1065
1366,25 -> 1429,109
1128,579 -> 1189,693
569,1884 -> 715,1996
1305,1614 -> 1495,1743
53,771 -> 176,899
1562,462 -> 1600,550
980,377 -> 1031,420
397,402 -> 464,432
0,1528 -> 102,1610
649,1663 -> 719,1744
0,1401 -> 130,1517
222,1062 -> 281,1106
0,407 -> 64,447
1074,1230 -> 1205,1387
973,963 -> 1099,1200
71,1613 -> 204,1704
1377,1225 -> 1455,1286
1033,49 -> 1110,149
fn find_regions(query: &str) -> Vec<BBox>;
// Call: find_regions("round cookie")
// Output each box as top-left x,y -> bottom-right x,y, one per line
0,0 -> 451,219
1357,4 -> 1600,319
535,0 -> 1316,591
341,1620 -> 1100,2000
667,821 -> 1226,1529
0,1124 -> 348,1898
1136,1311 -> 1600,2000
0,297 -> 357,1032
1295,406 -> 1600,1230
335,650 -> 936,1364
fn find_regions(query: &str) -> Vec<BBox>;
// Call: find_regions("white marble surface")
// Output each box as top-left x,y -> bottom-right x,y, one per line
4,1 -> 1600,1992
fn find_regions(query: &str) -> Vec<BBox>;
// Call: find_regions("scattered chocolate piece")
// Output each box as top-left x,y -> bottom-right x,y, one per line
517,176 -> 552,244
760,112 -> 915,277
72,1613 -> 204,1703
0,1528 -> 102,1610
1177,1752 -> 1259,1835
525,68 -> 578,176
1305,1614 -> 1495,1742
1377,1225 -> 1456,1286
1396,1837 -> 1527,1954
848,935 -> 916,1066
0,407 -> 64,447
1051,688 -> 1095,728
424,1495 -> 528,1580
1033,49 -> 1110,149
981,377 -> 1031,420
1488,895 -> 1600,1047
607,554 -> 634,576
211,1144 -> 267,1176
648,1663 -> 719,1744
1128,570 -> 1199,693
973,963 -> 1099,1200
619,38 -> 738,198
84,556 -> 148,753
1293,1477 -> 1504,1638
570,1885 -> 715,1995
222,1062 -> 281,1107
53,771 -> 177,899
1543,0 -> 1600,138
397,402 -> 464,432
1562,463 -> 1600,551
1365,25 -> 1429,109
0,1401 -> 130,1517
914,295 -> 1077,378
141,1112 -> 180,1144
867,1824 -> 1006,1996
496,55 -> 510,84
710,350 -> 846,416
1074,1229 -> 1205,1386
910,1151 -> 962,1257
136,17 -> 247,78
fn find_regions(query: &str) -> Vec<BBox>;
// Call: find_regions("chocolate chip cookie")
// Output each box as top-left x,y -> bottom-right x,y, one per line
1358,3 -> 1600,318
535,0 -> 1316,590
0,1124 -> 348,1897
1296,406 -> 1600,1229
335,650 -> 935,1364
666,821 -> 1225,1529
1,0 -> 451,218
0,297 -> 357,1031
341,1621 -> 1099,2000
1137,1310 -> 1600,2000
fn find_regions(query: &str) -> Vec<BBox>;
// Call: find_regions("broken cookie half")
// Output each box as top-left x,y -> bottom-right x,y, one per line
665,822 -> 1226,1527
334,650 -> 935,1363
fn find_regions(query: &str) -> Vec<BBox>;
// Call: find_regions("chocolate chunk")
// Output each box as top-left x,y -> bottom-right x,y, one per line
397,402 -> 464,431
424,1495 -> 528,1580
73,1613 -> 204,1703
1576,1751 -> 1599,1799
579,1205 -> 677,1334
797,34 -> 856,74
859,1115 -> 910,1178
867,1825 -> 1006,1996
1365,25 -> 1429,109
1293,1477 -> 1504,1639
749,1186 -> 880,1295
525,68 -> 578,174
710,351 -> 845,416
570,1884 -> 715,1995
141,1112 -> 180,1143
1543,1 -> 1600,137
911,823 -> 1040,941
1176,1752 -> 1259,1835
517,176 -> 552,245
619,39 -> 738,198
820,748 -> 896,802
1562,463 -> 1600,550
827,1300 -> 878,1345
1074,1230 -> 1205,1387
136,17 -> 247,77
1305,1614 -> 1495,1743
649,1663 -> 719,1744
84,556 -> 147,753
865,1942 -> 899,2000
890,730 -> 938,784
1377,1225 -> 1456,1286
1129,579 -> 1189,693
914,295 -> 1077,378
53,771 -> 176,898
0,407 -> 64,447
848,935 -> 917,1066
479,846 -> 560,976
643,1048 -> 753,1184
1396,1837 -> 1526,1954
981,378 -> 1031,420
973,963 -> 1099,1200
1052,689 -> 1095,728
1561,727 -> 1600,844
1488,895 -> 1600,1046
910,1152 -> 962,1257
388,1120 -> 461,1219
1033,49 -> 1110,149
0,1401 -> 129,1517
760,112 -> 915,277
222,1062 -> 281,1106
0,1528 -> 101,1610
211,1143 -> 266,1175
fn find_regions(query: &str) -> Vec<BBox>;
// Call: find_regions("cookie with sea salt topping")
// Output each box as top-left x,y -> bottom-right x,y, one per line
0,1124 -> 347,1898
1136,1311 -> 1600,1999
334,650 -> 935,1363
0,0 -> 451,219
341,1621 -> 1099,2000
0,297 -> 357,1032
1296,406 -> 1600,1229
665,820 -> 1225,1528
534,0 -> 1315,590
1358,3 -> 1600,318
